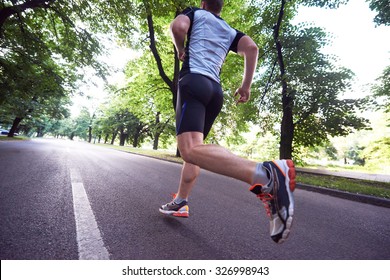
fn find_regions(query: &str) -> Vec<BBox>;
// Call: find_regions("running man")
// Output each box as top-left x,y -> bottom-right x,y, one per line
159,0 -> 296,244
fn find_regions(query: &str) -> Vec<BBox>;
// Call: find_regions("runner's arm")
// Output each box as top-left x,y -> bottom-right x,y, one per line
170,15 -> 191,61
235,36 -> 258,104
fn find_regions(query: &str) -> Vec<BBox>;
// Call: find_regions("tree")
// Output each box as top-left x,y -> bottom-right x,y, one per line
251,0 -> 368,159
367,0 -> 390,122
371,65 -> 390,114
367,0 -> 390,26
0,50 -> 71,137
123,52 -> 176,149
0,0 -> 109,136
0,0 -> 55,33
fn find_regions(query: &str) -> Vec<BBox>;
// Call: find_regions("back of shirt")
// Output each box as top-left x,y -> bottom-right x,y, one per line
180,7 -> 245,83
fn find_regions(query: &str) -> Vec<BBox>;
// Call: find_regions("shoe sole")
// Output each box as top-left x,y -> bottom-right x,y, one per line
273,159 -> 296,244
159,206 -> 189,218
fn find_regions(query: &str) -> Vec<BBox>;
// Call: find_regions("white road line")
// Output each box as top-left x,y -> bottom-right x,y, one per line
70,168 -> 110,260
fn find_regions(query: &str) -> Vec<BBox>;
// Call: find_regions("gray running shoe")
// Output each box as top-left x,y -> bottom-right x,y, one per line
250,159 -> 296,244
159,195 -> 189,218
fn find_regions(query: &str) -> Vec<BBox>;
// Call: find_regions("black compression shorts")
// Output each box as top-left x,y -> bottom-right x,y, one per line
176,73 -> 223,138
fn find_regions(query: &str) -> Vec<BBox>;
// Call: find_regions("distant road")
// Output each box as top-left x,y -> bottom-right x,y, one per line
1,139 -> 389,259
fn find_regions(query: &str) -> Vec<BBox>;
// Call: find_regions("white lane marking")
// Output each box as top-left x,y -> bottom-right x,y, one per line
70,168 -> 110,260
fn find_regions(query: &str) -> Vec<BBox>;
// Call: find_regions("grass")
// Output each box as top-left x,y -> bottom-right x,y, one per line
300,163 -> 388,175
95,143 -> 390,199
297,173 -> 390,199
0,135 -> 30,141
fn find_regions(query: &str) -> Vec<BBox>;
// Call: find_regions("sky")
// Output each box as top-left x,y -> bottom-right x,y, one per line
71,0 -> 390,115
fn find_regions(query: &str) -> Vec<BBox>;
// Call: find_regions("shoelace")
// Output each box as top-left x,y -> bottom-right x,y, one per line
164,193 -> 178,208
257,193 -> 273,217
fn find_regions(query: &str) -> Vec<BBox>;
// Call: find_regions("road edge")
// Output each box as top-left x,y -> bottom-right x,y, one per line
297,183 -> 390,208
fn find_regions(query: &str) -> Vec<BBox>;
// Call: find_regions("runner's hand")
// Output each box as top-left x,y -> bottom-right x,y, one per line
178,48 -> 186,61
234,87 -> 250,104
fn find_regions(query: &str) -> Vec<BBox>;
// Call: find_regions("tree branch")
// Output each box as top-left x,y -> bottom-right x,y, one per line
259,58 -> 278,108
145,7 -> 173,92
273,0 -> 287,96
0,0 -> 55,35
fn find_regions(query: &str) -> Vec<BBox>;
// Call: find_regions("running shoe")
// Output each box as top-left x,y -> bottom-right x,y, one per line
159,194 -> 189,218
250,159 -> 296,244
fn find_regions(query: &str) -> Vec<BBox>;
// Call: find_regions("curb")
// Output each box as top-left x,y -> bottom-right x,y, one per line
297,183 -> 390,209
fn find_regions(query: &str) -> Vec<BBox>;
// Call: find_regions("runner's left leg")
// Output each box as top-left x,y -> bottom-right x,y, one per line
177,162 -> 200,200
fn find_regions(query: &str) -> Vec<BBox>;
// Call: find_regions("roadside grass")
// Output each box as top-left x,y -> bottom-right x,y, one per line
95,143 -> 390,199
300,163 -> 385,175
297,173 -> 390,199
0,135 -> 30,141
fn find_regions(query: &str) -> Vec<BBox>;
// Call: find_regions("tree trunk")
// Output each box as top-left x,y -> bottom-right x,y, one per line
274,0 -> 294,159
133,131 -> 140,147
88,126 -> 92,143
280,95 -> 294,159
36,127 -> 44,137
119,130 -> 127,146
111,132 -> 117,145
153,133 -> 160,150
8,117 -> 23,137
153,112 -> 161,150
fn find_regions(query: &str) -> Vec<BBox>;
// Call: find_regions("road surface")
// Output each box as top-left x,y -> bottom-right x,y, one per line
1,139 -> 389,260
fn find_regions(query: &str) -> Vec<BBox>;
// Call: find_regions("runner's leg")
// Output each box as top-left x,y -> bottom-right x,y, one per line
177,162 -> 200,200
177,131 -> 257,185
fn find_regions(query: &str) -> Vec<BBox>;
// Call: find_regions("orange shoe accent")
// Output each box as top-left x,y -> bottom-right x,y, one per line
256,193 -> 273,218
173,212 -> 189,218
173,205 -> 189,218
286,159 -> 296,192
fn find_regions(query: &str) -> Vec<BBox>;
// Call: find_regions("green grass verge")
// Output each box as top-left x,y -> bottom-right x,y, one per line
297,173 -> 390,199
0,135 -> 30,141
95,143 -> 390,199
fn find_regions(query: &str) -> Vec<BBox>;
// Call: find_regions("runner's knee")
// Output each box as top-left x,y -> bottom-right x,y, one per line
180,147 -> 193,164
179,145 -> 199,164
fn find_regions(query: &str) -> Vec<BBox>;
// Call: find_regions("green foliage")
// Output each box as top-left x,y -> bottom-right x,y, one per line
298,0 -> 349,8
251,1 -> 370,157
0,0 -> 110,136
324,144 -> 338,160
367,0 -> 390,26
362,137 -> 390,172
346,144 -> 366,166
371,65 -> 390,114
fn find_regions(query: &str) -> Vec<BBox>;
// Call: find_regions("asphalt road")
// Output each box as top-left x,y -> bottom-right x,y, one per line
1,138 -> 389,260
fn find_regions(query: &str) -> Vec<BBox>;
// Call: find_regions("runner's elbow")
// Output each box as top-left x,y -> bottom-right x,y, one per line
238,37 -> 258,57
170,16 -> 189,36
246,43 -> 258,56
